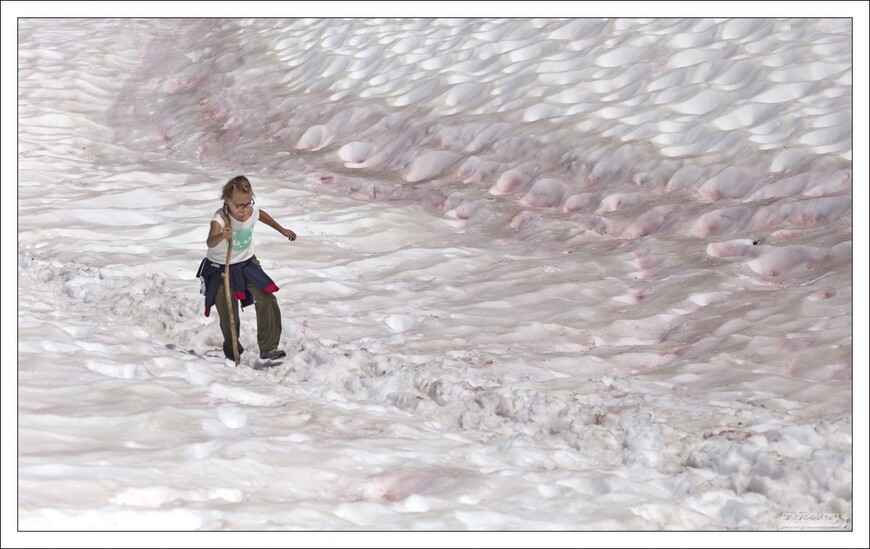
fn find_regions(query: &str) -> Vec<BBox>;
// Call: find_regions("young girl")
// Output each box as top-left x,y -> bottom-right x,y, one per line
199,175 -> 296,361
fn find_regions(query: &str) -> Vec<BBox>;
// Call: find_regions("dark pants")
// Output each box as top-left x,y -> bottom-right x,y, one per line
214,258 -> 282,359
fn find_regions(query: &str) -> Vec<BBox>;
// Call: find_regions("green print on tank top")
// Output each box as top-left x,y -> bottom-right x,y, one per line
233,226 -> 253,252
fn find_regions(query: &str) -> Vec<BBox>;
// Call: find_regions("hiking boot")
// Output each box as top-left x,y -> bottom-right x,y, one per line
259,349 -> 287,360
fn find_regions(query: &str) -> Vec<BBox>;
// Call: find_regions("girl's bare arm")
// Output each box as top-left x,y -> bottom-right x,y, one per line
259,209 -> 297,241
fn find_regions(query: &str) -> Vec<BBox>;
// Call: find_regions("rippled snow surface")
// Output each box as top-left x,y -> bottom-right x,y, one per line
14,17 -> 858,535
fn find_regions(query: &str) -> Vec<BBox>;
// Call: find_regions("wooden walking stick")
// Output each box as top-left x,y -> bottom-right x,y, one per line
220,207 -> 241,365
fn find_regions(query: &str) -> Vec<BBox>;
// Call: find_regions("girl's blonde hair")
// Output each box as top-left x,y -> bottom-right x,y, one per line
221,175 -> 254,199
